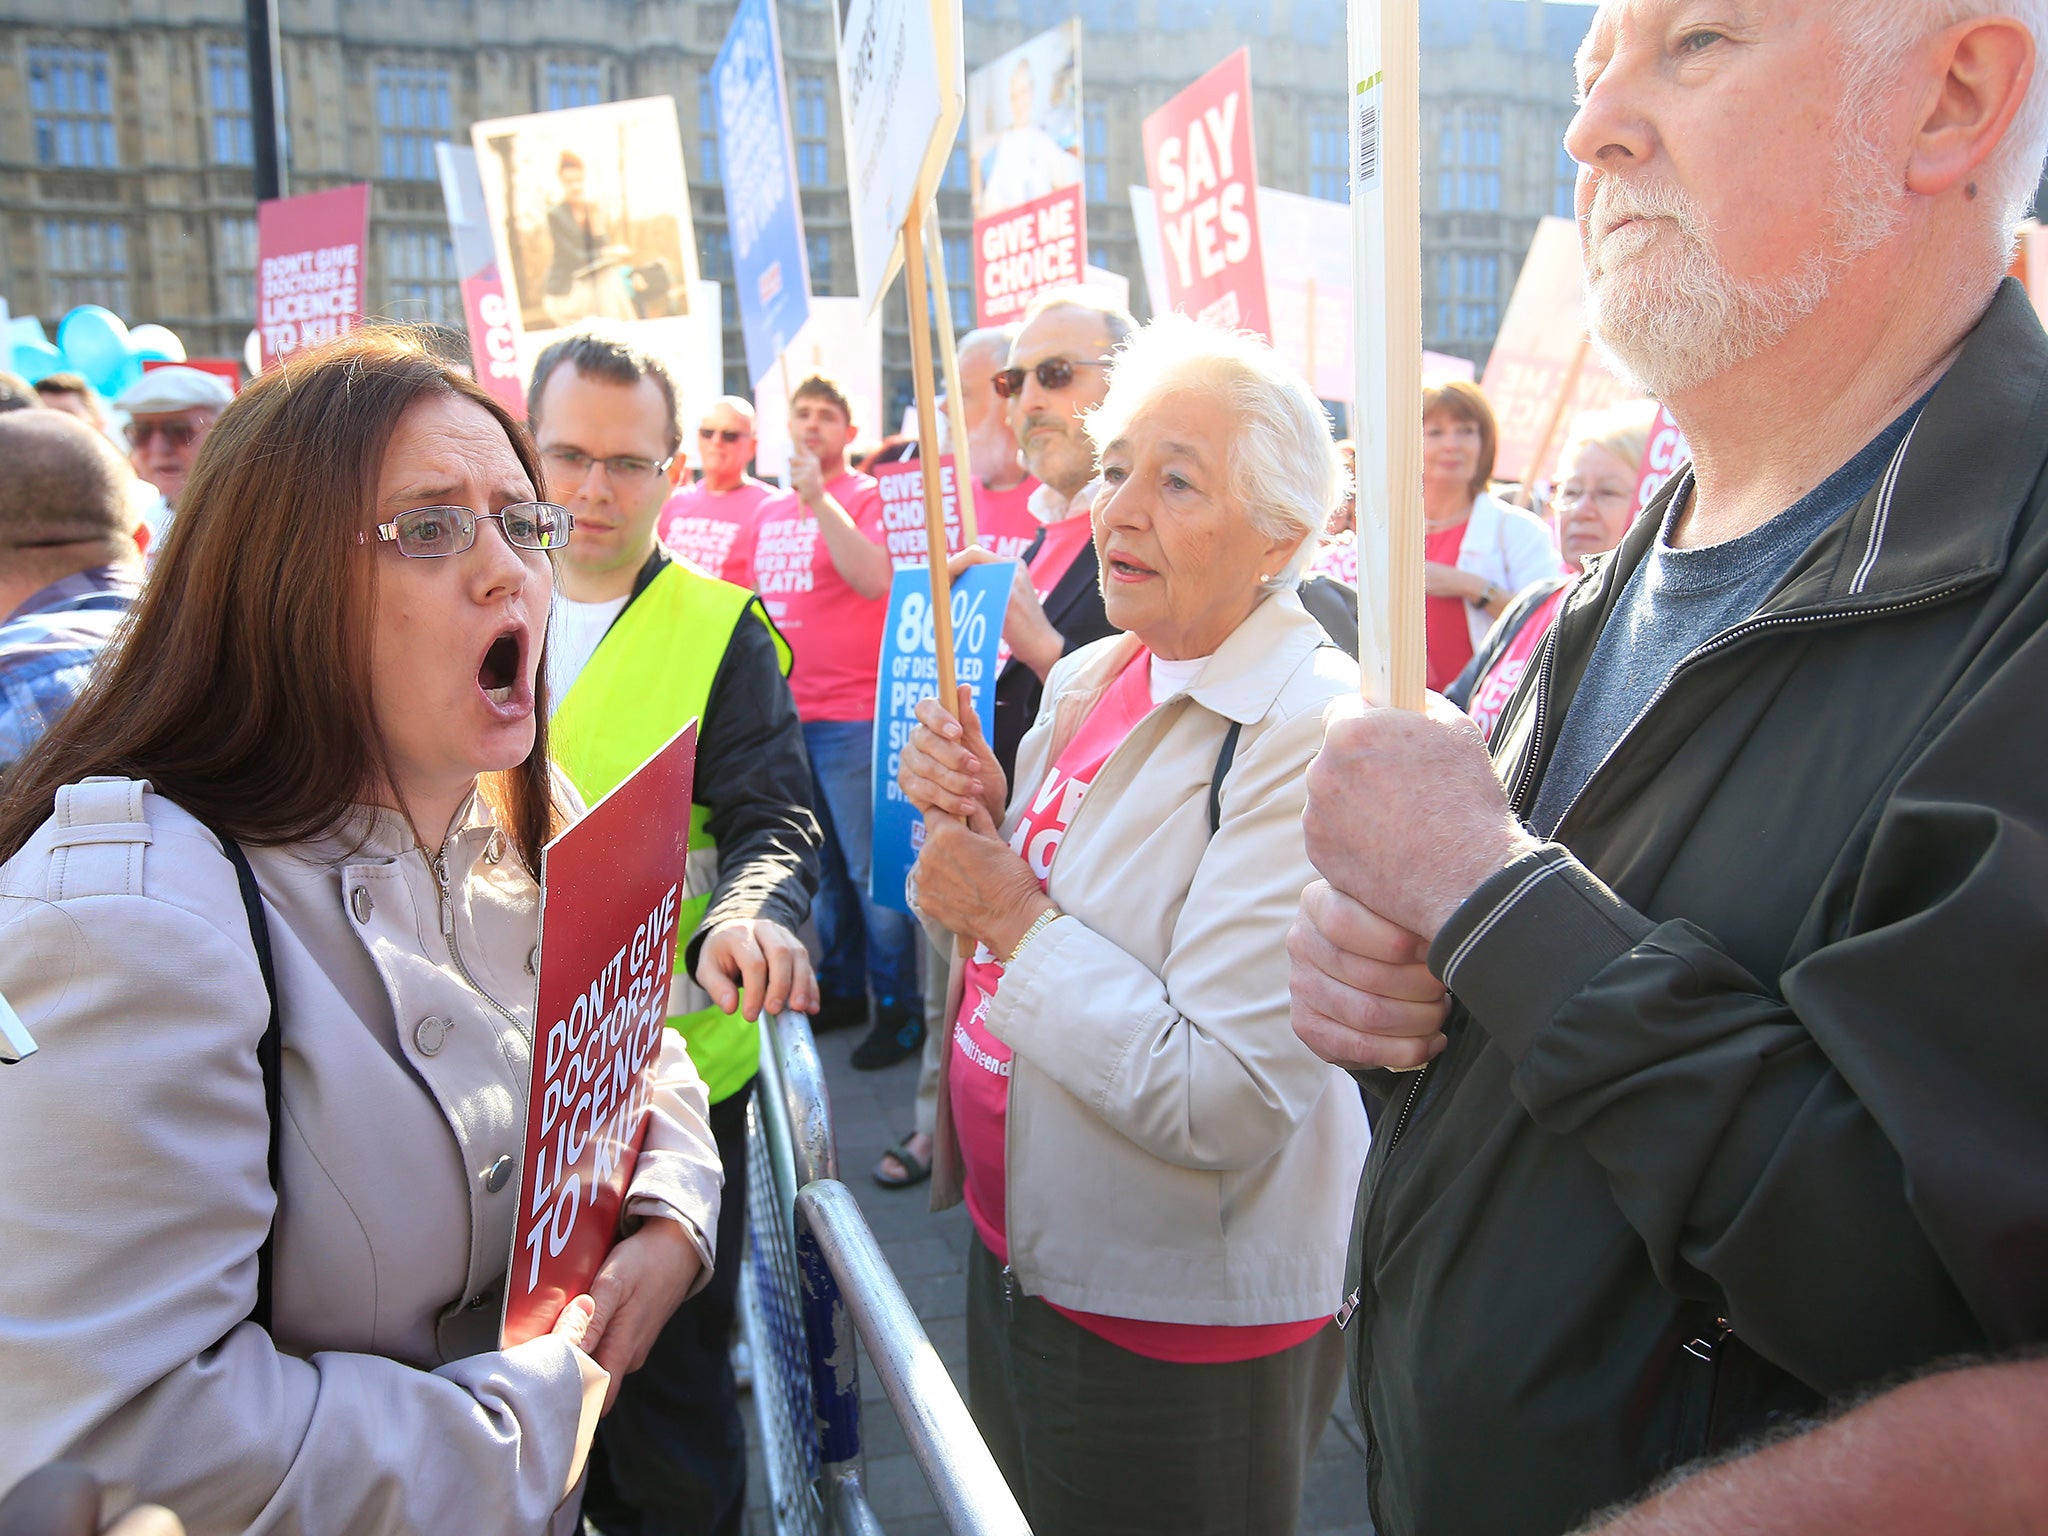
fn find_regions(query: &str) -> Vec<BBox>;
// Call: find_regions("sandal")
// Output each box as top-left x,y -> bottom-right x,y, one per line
872,1136 -> 932,1189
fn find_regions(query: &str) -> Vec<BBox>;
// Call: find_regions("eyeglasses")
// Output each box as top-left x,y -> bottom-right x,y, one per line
992,357 -> 1111,399
541,445 -> 675,487
698,427 -> 746,444
127,420 -> 200,450
363,503 -> 574,558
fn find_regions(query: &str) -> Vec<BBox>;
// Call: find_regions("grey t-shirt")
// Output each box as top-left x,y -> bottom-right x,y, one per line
1529,407 -> 1921,837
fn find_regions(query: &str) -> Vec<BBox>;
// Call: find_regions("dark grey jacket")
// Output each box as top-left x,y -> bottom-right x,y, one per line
1349,279 -> 2048,1535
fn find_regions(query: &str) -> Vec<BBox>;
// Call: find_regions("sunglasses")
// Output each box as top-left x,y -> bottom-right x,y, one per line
127,420 -> 199,449
992,357 -> 1111,399
699,427 -> 746,443
363,503 -> 573,559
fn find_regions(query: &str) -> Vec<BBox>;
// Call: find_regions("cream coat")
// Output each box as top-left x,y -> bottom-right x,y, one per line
0,777 -> 722,1534
931,593 -> 1372,1325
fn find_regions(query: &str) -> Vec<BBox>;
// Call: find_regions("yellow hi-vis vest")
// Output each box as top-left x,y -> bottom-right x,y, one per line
549,559 -> 792,1105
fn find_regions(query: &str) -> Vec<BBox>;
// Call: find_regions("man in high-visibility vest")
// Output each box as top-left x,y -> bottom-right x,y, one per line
528,328 -> 821,1536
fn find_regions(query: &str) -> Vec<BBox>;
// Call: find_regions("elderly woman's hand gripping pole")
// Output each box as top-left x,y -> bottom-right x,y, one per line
897,682 -> 1054,962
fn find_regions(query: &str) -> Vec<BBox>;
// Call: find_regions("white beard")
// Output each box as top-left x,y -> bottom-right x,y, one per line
1581,127 -> 1903,399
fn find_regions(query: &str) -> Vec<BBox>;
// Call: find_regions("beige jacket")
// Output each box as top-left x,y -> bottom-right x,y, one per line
931,593 -> 1372,1325
0,777 -> 722,1534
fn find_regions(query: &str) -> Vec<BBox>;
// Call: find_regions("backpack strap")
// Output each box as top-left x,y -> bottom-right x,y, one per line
211,831 -> 283,1336
1208,721 -> 1243,837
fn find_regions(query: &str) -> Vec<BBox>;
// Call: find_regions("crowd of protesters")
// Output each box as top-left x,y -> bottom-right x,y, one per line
6,1 -> 2048,1534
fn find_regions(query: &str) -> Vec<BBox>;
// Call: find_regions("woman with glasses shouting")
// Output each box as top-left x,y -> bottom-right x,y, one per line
0,329 -> 722,1535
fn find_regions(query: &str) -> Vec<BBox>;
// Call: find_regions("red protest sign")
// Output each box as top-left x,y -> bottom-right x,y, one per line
1633,404 -> 1691,518
460,268 -> 526,415
256,184 -> 369,370
502,721 -> 699,1349
975,185 -> 1087,326
1141,49 -> 1269,339
876,455 -> 965,568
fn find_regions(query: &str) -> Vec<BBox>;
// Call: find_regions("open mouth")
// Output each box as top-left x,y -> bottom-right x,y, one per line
1105,552 -> 1156,582
478,629 -> 522,706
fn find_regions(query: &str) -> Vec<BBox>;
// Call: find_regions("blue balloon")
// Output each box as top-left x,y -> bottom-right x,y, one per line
9,338 -> 64,384
56,305 -> 132,396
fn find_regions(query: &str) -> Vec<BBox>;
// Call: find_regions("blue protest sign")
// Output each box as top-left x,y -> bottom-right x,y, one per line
713,0 -> 813,385
870,561 -> 1013,914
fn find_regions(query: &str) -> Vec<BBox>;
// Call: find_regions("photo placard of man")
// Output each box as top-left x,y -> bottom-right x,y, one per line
1290,5 -> 2048,1534
542,152 -> 637,328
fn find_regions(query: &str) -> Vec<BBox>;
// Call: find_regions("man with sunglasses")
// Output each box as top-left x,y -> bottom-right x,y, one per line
525,329 -> 822,1536
962,289 -> 1132,775
112,366 -> 233,546
657,396 -> 771,586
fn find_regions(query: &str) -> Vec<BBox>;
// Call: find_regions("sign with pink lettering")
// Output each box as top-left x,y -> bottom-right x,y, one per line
502,721 -> 698,1348
975,186 -> 1087,326
1632,404 -> 1691,518
1141,49 -> 1270,339
256,183 -> 369,369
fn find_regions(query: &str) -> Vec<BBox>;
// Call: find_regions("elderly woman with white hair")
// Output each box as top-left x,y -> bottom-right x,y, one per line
897,314 -> 1371,1535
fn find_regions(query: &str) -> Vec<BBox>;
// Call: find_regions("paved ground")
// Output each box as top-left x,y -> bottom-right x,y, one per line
741,1021 -> 1371,1536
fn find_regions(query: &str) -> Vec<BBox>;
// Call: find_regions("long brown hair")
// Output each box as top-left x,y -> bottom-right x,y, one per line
0,327 -> 562,871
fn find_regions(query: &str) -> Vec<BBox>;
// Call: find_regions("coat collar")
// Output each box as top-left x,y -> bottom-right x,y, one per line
1048,590 -> 1327,728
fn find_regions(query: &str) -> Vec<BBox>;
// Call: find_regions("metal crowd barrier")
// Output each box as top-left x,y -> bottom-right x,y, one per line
740,1010 -> 1030,1536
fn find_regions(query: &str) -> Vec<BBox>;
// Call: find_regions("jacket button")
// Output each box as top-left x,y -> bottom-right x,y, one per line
350,886 -> 372,923
485,830 -> 504,864
483,1154 -> 515,1193
465,1291 -> 491,1311
414,1015 -> 448,1055
526,945 -> 539,976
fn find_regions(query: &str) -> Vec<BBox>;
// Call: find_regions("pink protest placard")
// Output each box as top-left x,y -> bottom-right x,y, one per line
256,184 -> 370,370
1141,49 -> 1270,340
502,721 -> 698,1348
1633,405 -> 1691,518
875,454 -> 966,569
975,185 -> 1087,326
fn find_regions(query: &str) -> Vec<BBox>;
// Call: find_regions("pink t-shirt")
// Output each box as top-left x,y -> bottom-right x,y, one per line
977,476 -> 1041,561
751,470 -> 889,722
1309,533 -> 1358,587
950,651 -> 1329,1364
657,476 -> 773,587
1027,512 -> 1095,600
1466,583 -> 1568,742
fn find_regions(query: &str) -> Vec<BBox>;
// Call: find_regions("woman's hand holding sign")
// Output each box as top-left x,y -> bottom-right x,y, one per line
899,681 -> 1048,958
580,1217 -> 703,1414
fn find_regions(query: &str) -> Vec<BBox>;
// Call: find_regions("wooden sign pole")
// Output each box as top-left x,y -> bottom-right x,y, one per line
1349,0 -> 1425,710
1523,333 -> 1590,502
903,198 -> 961,720
925,216 -> 981,548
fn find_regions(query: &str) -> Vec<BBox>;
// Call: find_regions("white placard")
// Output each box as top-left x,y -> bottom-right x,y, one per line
833,0 -> 965,316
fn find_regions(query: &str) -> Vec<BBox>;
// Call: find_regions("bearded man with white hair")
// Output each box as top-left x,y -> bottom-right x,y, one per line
1287,4 -> 2048,1533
